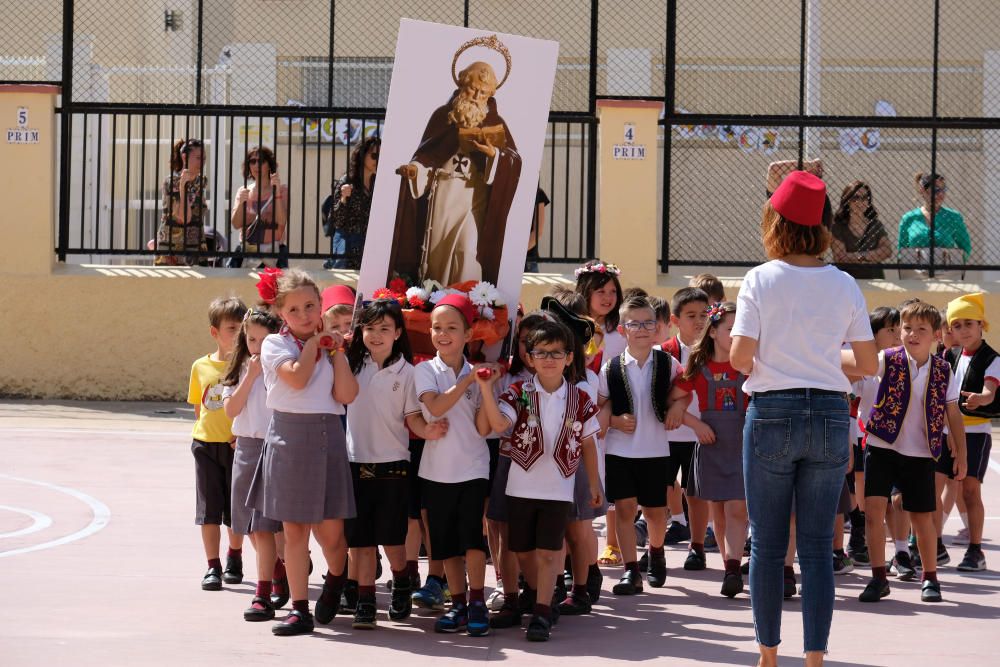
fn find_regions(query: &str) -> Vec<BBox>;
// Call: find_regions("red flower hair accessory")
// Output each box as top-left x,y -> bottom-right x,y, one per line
255,267 -> 283,305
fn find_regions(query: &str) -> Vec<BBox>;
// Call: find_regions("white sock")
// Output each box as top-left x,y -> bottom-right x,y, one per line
672,513 -> 687,526
960,512 -> 969,530
894,540 -> 908,554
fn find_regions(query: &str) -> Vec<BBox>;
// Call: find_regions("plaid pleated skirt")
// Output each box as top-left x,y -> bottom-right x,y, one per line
231,437 -> 283,535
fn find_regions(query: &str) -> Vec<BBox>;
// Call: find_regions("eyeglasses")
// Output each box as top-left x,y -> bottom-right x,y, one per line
529,350 -> 568,360
622,320 -> 657,332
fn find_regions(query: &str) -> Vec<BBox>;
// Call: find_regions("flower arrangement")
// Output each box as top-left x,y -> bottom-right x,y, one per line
574,261 -> 621,278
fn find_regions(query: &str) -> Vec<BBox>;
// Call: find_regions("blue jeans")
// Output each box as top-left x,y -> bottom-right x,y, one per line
743,389 -> 850,652
329,230 -> 364,269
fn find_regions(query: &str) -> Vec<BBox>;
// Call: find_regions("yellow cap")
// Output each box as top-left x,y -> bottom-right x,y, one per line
946,292 -> 989,331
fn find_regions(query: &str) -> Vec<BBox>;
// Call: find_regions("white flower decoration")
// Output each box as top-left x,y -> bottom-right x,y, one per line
469,281 -> 493,306
406,286 -> 430,302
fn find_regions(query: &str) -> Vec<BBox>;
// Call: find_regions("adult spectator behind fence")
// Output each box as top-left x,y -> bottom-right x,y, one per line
730,171 -> 877,667
154,139 -> 208,266
524,186 -> 549,273
897,172 -> 971,276
229,147 -> 288,268
323,137 -> 379,270
830,180 -> 892,280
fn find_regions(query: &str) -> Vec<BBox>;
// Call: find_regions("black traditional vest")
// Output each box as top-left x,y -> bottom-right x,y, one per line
946,341 -> 1000,419
606,350 -> 671,423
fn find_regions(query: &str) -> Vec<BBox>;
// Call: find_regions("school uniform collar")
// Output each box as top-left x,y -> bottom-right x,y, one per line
364,354 -> 407,374
533,375 -> 567,400
432,353 -> 471,378
623,347 -> 653,369
901,348 -> 931,373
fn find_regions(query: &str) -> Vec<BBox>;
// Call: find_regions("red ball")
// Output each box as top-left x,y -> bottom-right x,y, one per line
319,335 -> 335,349
476,367 -> 493,380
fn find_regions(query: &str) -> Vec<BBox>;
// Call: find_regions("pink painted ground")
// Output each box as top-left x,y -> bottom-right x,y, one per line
1,400 -> 997,666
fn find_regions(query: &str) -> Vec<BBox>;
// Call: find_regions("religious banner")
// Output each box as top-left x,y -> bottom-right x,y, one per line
357,20 -> 560,309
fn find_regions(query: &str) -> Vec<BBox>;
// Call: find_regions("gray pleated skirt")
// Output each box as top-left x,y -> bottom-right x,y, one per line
231,437 -> 283,535
248,411 -> 356,524
571,465 -> 608,521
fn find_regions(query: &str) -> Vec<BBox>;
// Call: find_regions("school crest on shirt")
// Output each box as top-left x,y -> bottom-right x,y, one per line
392,380 -> 401,392
202,382 -> 225,411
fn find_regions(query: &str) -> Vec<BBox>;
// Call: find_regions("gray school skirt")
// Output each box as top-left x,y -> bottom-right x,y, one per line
571,464 -> 608,521
232,437 -> 283,535
248,411 -> 356,524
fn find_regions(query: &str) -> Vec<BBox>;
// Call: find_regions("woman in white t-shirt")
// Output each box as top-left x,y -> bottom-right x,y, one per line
730,171 -> 877,667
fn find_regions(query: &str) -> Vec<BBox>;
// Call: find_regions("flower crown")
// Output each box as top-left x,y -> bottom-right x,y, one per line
574,261 -> 621,279
255,267 -> 284,305
706,302 -> 729,323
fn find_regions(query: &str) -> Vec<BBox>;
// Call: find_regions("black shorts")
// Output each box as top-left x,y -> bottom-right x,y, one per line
936,432 -> 992,483
605,455 -> 669,507
407,439 -> 425,520
421,478 -> 489,560
507,496 -> 572,552
853,438 -> 865,474
192,439 -> 234,526
345,461 -> 410,548
864,446 -> 937,513
665,441 -> 695,489
487,438 -> 501,493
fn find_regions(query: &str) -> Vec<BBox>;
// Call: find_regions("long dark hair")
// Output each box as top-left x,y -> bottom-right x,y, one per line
508,312 -> 555,377
682,302 -> 736,382
575,260 -> 624,330
170,138 -> 203,172
344,136 -> 381,192
222,308 -> 282,386
347,298 -> 413,374
833,180 -> 880,231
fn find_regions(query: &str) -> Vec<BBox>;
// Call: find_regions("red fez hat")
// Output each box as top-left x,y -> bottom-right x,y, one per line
769,170 -> 826,227
434,294 -> 477,327
321,285 -> 356,313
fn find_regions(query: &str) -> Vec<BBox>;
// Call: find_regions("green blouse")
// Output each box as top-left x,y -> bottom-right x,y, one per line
897,207 -> 971,261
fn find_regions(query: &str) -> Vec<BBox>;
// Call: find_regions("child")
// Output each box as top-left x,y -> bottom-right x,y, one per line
478,320 -> 602,641
322,284 -> 356,334
943,292 -> 997,572
415,294 -> 493,636
189,296 -> 247,591
222,307 -> 283,620
860,300 -> 967,603
690,273 -> 726,303
662,287 -> 712,565
251,269 -> 359,635
599,295 -> 678,594
935,311 -> 965,558
667,301 -> 749,597
343,298 -> 447,629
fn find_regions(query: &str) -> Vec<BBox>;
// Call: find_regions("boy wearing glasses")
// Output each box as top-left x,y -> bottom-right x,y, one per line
478,320 -> 602,641
598,296 -> 680,594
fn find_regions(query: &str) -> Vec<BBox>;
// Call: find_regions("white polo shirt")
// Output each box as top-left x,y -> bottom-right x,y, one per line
415,354 -> 489,483
598,348 -> 677,459
499,377 -> 600,502
866,350 -> 959,458
222,367 -> 271,439
604,325 -> 627,361
261,333 -> 344,415
665,337 -> 701,443
347,355 -> 422,463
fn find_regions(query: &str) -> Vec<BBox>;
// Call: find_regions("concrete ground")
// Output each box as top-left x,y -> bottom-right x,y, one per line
1,400 -> 997,666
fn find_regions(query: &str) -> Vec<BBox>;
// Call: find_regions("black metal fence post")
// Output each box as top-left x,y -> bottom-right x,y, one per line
56,0 -> 74,261
584,0 -> 599,260
194,0 -> 204,105
929,0 -> 941,278
327,0 -> 336,108
661,0 -> 676,273
796,0 -> 807,168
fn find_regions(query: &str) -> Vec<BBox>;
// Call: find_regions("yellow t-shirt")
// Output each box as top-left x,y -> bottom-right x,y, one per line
188,354 -> 233,443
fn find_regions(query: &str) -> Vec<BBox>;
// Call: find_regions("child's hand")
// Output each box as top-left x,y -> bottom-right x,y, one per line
954,454 -> 968,481
693,420 -> 716,444
664,403 -> 686,430
611,413 -> 636,434
426,418 -> 450,440
473,363 -> 502,387
317,330 -> 345,351
961,391 -> 987,410
247,354 -> 263,377
589,484 -> 603,508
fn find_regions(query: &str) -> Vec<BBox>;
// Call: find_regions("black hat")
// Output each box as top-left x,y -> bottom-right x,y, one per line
540,296 -> 595,344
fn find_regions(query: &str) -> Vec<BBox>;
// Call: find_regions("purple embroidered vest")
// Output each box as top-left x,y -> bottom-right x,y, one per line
866,346 -> 949,460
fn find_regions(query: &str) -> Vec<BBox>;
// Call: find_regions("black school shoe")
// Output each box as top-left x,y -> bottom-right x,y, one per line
683,549 -> 707,571
353,600 -> 378,630
201,566 -> 223,591
339,579 -> 359,614
647,551 -> 668,588
552,576 -> 567,605
638,552 -> 649,572
557,591 -> 592,615
612,570 -> 643,595
525,614 -> 552,642
244,596 -> 276,622
271,578 -> 290,609
721,572 -> 744,598
586,567 -> 603,603
315,577 -> 345,625
921,579 -> 943,602
858,577 -> 890,602
223,555 -> 244,584
489,598 -> 522,629
783,572 -> 797,599
272,609 -> 315,636
389,579 -> 413,621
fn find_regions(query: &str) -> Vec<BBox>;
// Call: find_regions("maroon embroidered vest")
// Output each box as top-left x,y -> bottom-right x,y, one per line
866,346 -> 949,460
498,380 -> 599,477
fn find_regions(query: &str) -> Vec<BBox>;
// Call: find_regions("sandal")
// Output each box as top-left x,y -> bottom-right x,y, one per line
598,545 -> 622,566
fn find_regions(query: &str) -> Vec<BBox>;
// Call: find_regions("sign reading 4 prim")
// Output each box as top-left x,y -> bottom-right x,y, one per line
613,121 -> 645,160
7,107 -> 40,144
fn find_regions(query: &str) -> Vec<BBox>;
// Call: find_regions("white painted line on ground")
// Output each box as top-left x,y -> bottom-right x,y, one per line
0,427 -> 187,438
0,505 -> 53,539
0,474 -> 110,559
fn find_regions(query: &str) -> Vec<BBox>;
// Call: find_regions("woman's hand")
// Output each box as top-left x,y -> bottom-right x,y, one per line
179,168 -> 194,188
270,173 -> 282,196
235,187 -> 249,206
340,183 -> 353,202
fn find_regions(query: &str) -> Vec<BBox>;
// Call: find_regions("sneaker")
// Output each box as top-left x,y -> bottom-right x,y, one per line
833,550 -> 854,575
223,555 -> 244,584
783,572 -> 797,599
322,258 -> 337,270
937,543 -> 951,567
486,586 -> 506,612
638,552 -> 649,573
957,548 -> 986,572
389,579 -> 413,621
466,600 -> 490,636
201,566 -> 222,591
489,599 -> 522,629
434,604 -> 468,633
443,581 -> 452,604
525,613 -> 552,642
558,590 -> 592,615
647,551 -> 668,588
891,551 -> 916,581
272,608 -> 315,636
858,577 -> 890,602
243,595 -> 276,622
911,546 -> 923,571
721,572 -> 744,598
664,520 -> 692,545
634,517 -> 649,548
920,579 -> 943,602
412,576 -> 447,610
704,527 -> 719,553
585,566 -> 603,603
907,532 -> 917,549
612,570 -> 643,595
848,543 -> 870,565
740,560 -> 750,575
683,549 -> 707,571
953,527 -> 970,546
353,600 -> 377,630
339,579 -> 359,614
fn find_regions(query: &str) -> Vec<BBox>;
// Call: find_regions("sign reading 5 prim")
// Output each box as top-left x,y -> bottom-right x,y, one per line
7,106 -> 40,144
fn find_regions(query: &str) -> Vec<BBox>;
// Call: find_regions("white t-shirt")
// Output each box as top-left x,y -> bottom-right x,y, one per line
866,350 -> 959,458
666,337 -> 701,443
415,354 -> 489,483
953,350 -> 1000,433
222,366 -> 272,439
261,333 -> 344,414
347,356 -> 422,463
579,368 -> 606,484
604,326 -> 627,360
598,348 -> 677,459
732,260 -> 872,393
499,377 -> 600,502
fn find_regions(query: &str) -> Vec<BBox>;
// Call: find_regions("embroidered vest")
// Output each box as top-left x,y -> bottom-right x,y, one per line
946,342 -> 1000,419
498,380 -> 599,477
606,350 -> 671,423
866,346 -> 949,460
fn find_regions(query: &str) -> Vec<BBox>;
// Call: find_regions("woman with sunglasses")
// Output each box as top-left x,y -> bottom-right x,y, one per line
230,147 -> 288,268
323,137 -> 380,270
155,138 -> 208,266
897,173 -> 971,273
830,181 -> 892,280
